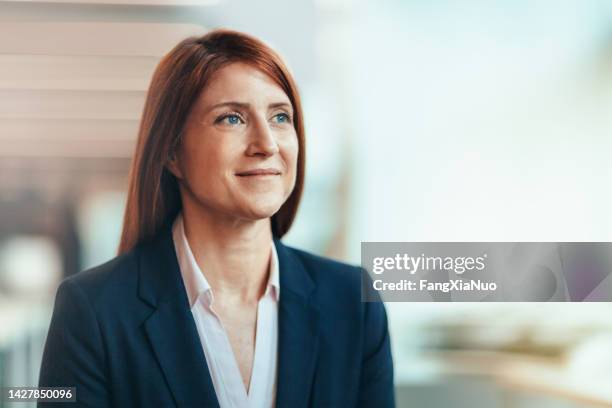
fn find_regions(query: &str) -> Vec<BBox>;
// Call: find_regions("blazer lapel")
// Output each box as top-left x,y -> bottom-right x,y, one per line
274,240 -> 320,408
138,225 -> 219,408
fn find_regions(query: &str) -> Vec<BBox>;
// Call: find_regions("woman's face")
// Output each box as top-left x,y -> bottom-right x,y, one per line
169,62 -> 299,222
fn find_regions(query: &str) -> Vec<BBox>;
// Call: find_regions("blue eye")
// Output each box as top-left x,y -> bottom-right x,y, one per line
217,113 -> 243,126
273,113 -> 291,124
226,115 -> 241,125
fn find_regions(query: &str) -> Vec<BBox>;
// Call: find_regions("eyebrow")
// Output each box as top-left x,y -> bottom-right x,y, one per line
206,101 -> 293,113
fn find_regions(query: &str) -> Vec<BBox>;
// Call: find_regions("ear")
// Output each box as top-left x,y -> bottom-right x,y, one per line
165,151 -> 183,180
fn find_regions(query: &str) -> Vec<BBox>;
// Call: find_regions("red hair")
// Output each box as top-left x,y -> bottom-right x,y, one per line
118,29 -> 305,255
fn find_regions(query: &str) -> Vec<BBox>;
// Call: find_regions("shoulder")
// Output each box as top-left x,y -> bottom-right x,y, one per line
280,243 -> 364,304
284,244 -> 362,280
281,244 -> 391,356
58,246 -> 141,312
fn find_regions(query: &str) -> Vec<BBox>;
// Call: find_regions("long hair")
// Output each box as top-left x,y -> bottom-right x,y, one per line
118,29 -> 305,255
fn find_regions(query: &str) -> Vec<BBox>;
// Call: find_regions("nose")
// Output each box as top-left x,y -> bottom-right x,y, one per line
245,116 -> 280,157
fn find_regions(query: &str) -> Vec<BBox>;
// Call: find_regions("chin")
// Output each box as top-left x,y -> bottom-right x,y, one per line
238,196 -> 285,220
243,204 -> 283,220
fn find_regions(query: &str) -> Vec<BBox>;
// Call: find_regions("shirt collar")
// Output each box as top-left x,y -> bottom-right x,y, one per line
172,213 -> 280,309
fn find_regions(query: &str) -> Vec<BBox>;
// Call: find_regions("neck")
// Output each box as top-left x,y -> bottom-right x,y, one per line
180,201 -> 273,303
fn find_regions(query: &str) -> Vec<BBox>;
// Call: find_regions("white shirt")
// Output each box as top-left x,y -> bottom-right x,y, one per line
172,214 -> 279,408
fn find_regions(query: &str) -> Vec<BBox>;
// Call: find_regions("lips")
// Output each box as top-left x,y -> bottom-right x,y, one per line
236,168 -> 282,176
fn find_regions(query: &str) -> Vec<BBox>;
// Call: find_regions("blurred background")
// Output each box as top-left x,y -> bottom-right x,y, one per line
1,0 -> 612,406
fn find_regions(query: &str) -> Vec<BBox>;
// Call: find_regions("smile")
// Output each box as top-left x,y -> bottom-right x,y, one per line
236,168 -> 282,177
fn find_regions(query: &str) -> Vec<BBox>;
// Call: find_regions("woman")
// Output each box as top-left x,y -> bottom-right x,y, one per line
38,29 -> 394,408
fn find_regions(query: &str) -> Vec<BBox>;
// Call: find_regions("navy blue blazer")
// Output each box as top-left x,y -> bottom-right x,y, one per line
38,225 -> 394,407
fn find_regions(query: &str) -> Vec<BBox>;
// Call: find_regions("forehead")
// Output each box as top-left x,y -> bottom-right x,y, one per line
196,62 -> 291,108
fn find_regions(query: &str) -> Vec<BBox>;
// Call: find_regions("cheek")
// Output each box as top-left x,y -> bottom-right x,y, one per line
180,142 -> 224,187
282,136 -> 299,173
280,137 -> 299,198
183,134 -> 235,172
182,147 -> 207,179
